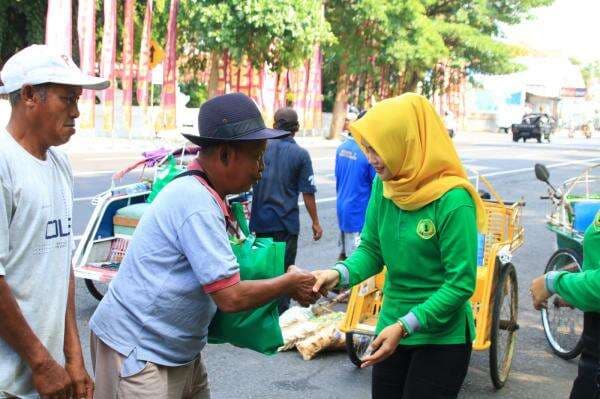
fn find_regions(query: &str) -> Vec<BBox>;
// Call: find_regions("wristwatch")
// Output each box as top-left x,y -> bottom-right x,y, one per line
396,319 -> 410,338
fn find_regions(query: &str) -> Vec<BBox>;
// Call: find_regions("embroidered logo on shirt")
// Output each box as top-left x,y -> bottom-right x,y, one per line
416,219 -> 436,239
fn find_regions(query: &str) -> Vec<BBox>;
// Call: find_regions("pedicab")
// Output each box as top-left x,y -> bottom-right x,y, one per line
339,172 -> 525,390
534,163 -> 600,360
73,142 -> 257,300
72,145 -> 201,300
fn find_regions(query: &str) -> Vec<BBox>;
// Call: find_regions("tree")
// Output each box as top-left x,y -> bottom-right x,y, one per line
180,0 -> 332,98
324,0 -> 392,139
0,0 -> 46,66
322,0 -> 555,138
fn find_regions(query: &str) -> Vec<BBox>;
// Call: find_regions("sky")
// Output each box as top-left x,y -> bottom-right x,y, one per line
501,0 -> 600,63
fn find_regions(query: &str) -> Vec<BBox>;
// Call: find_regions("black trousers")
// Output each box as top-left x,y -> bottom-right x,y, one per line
570,313 -> 600,399
255,231 -> 298,314
372,339 -> 471,398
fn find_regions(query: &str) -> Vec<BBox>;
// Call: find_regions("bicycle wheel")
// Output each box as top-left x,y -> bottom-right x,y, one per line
489,262 -> 519,390
345,331 -> 375,367
84,278 -> 108,301
541,248 -> 584,359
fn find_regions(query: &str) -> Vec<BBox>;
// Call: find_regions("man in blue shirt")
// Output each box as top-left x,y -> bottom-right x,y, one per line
335,111 -> 375,260
250,107 -> 323,313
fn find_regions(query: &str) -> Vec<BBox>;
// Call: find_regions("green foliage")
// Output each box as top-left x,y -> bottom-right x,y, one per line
181,0 -> 333,72
0,0 -> 46,66
579,60 -> 600,89
179,80 -> 208,108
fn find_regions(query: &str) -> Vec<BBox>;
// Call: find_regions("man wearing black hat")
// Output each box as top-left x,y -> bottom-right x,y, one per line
89,93 -> 319,399
250,107 -> 323,314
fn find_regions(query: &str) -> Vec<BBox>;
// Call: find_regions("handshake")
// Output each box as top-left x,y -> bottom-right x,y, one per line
286,266 -> 342,307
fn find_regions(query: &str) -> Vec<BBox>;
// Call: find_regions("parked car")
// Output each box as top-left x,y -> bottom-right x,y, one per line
511,113 -> 555,143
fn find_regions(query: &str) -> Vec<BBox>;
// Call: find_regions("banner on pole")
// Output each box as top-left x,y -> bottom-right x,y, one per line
137,0 -> 153,118
158,0 -> 179,131
122,0 -> 135,134
77,0 -> 96,129
100,0 -> 117,134
46,0 -> 72,57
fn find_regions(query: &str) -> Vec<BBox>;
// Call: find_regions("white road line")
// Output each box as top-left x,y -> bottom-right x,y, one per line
475,157 -> 600,179
86,156 -> 139,161
74,196 -> 96,203
299,196 -> 336,206
312,157 -> 334,162
74,170 -> 115,177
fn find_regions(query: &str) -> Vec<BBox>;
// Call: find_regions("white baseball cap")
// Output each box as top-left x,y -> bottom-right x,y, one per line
0,44 -> 110,95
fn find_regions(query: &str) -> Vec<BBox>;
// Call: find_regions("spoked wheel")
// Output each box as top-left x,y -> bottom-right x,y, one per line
85,278 -> 108,301
541,249 -> 584,359
346,331 -> 375,367
489,262 -> 519,389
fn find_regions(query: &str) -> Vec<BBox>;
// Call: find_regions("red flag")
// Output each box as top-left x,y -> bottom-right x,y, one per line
45,0 -> 72,57
122,0 -> 135,134
100,0 -> 117,134
159,0 -> 179,131
137,0 -> 153,114
77,0 -> 96,129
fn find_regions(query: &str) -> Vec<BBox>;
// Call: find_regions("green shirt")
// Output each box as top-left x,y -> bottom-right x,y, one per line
341,178 -> 477,345
553,211 -> 600,312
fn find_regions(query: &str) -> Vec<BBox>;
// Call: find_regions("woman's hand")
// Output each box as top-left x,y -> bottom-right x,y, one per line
530,274 -> 551,310
360,323 -> 405,368
311,269 -> 339,296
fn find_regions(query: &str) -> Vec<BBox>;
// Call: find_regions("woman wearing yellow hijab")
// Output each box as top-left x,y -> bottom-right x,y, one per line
313,93 -> 485,398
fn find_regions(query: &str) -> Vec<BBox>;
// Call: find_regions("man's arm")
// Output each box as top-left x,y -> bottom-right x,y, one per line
0,276 -> 72,398
302,192 -> 323,241
63,270 -> 94,398
211,268 -> 318,313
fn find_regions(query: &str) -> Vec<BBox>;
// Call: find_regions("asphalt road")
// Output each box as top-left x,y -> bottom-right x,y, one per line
67,131 -> 600,399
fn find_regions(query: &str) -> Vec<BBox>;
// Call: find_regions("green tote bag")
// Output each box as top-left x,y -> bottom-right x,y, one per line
207,202 -> 286,355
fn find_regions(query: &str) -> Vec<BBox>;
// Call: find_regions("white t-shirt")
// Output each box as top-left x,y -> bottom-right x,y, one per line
0,129 -> 73,399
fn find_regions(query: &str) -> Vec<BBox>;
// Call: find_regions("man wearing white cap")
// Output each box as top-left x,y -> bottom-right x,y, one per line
0,45 -> 109,399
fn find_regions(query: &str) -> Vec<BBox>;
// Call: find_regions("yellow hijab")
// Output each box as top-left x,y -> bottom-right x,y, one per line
349,93 -> 488,232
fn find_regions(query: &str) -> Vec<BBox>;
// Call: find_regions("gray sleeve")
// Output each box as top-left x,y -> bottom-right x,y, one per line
0,177 -> 12,276
177,210 -> 240,288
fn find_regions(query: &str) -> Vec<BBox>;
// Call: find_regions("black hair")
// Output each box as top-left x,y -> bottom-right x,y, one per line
8,84 -> 49,107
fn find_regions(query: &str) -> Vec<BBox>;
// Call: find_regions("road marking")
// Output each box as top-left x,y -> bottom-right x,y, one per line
299,196 -> 336,206
74,196 -> 96,203
74,170 -> 115,177
86,156 -> 140,161
475,156 -> 600,179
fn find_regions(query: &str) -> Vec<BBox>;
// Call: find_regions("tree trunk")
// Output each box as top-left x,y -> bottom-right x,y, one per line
328,55 -> 349,140
207,51 -> 220,99
403,69 -> 420,93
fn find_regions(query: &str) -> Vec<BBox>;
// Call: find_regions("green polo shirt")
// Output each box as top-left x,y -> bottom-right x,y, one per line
550,211 -> 600,312
338,177 -> 477,346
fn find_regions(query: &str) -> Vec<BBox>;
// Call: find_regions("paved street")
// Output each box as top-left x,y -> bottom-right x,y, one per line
67,131 -> 599,398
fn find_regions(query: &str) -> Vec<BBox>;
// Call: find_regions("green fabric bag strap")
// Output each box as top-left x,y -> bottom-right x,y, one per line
231,202 -> 251,237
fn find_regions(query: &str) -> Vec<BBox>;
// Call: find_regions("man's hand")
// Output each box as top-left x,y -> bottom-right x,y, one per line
287,266 -> 320,306
312,222 -> 323,241
65,359 -> 94,399
360,323 -> 404,368
31,356 -> 72,399
311,269 -> 340,296
530,274 -> 551,311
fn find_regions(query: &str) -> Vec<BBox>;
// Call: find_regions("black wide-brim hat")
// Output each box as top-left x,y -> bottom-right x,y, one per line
182,92 -> 289,146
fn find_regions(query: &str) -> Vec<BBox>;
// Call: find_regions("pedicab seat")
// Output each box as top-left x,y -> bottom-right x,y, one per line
113,203 -> 150,236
